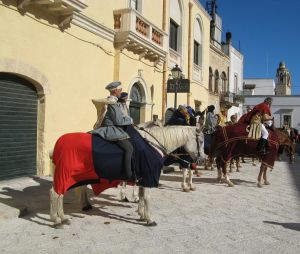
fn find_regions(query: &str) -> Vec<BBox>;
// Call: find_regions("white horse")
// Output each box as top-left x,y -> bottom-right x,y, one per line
138,120 -> 205,192
49,125 -> 205,228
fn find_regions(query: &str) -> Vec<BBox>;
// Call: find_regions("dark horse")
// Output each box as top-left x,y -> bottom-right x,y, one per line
210,123 -> 280,188
277,127 -> 297,163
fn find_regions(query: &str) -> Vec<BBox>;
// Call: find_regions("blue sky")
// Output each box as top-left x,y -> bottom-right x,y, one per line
199,0 -> 300,95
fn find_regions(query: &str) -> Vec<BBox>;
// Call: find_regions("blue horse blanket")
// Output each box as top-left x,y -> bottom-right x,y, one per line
92,126 -> 164,187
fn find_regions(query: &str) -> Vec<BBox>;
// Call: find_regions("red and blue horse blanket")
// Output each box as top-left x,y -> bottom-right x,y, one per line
53,126 -> 164,195
213,123 -> 279,168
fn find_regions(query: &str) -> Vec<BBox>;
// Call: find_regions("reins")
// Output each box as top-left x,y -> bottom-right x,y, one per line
135,125 -> 194,166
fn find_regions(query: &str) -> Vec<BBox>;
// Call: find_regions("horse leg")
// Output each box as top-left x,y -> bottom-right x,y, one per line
257,164 -> 265,188
182,168 -> 190,192
50,187 -> 61,227
210,157 -> 215,170
263,167 -> 270,185
50,187 -> 70,228
252,157 -> 257,166
223,162 -> 234,187
143,187 -> 157,226
216,157 -> 222,183
137,186 -> 145,221
188,169 -> 196,191
236,157 -> 241,172
75,185 -> 92,211
229,159 -> 234,173
119,182 -> 129,202
132,184 -> 139,203
204,156 -> 209,170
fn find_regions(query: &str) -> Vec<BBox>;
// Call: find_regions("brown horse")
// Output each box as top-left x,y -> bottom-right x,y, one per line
211,123 -> 280,188
212,125 -> 296,188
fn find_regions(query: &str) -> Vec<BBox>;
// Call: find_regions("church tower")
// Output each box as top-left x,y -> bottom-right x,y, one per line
275,61 -> 291,95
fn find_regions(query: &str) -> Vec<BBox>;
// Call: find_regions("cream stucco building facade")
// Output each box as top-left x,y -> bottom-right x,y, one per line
0,0 -> 211,178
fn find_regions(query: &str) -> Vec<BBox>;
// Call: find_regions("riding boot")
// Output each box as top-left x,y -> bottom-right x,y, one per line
257,138 -> 269,155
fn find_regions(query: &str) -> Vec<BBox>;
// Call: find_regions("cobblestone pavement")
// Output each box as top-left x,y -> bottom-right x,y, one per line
0,156 -> 300,254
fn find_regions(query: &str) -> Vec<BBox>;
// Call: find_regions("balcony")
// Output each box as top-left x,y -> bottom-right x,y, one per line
220,91 -> 234,103
17,0 -> 87,30
113,8 -> 168,64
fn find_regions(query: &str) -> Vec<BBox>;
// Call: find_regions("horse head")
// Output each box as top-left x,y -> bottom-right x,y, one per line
182,126 -> 205,164
275,128 -> 296,164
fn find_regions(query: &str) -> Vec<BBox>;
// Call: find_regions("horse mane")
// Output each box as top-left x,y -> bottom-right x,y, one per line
141,126 -> 197,152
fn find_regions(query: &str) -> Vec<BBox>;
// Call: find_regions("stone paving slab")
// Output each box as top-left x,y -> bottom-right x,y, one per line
0,156 -> 300,254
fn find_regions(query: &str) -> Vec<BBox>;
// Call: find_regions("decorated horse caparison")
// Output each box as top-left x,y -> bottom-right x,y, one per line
49,125 -> 205,228
210,123 -> 296,187
210,123 -> 281,188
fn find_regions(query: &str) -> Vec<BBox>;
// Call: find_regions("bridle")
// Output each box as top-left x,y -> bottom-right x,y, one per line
136,125 -> 202,167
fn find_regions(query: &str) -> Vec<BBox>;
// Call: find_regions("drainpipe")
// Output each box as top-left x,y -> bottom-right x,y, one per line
187,2 -> 193,106
114,49 -> 120,81
162,0 -> 167,121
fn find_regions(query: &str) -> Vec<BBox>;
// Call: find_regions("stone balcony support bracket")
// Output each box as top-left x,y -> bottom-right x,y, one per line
17,0 -> 87,31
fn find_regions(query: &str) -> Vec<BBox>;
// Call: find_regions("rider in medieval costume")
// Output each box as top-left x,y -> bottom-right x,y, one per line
238,97 -> 273,155
90,81 -> 135,180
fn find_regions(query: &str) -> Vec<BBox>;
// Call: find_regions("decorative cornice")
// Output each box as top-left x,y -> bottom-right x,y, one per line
72,13 -> 115,42
63,0 -> 87,11
192,0 -> 212,20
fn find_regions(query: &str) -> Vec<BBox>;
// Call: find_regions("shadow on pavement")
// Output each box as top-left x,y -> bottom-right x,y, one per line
287,155 -> 300,198
0,176 -> 140,227
264,220 -> 300,232
160,174 -> 256,186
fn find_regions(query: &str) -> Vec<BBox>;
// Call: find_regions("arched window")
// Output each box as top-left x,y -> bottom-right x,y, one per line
221,72 -> 227,93
214,70 -> 219,93
169,0 -> 182,53
129,82 -> 145,124
193,18 -> 202,66
130,82 -> 144,102
209,67 -> 213,92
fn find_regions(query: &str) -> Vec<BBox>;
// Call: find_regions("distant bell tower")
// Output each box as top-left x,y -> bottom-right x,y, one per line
275,61 -> 291,95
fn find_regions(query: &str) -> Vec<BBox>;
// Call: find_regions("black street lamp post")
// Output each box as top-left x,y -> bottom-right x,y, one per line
171,64 -> 182,109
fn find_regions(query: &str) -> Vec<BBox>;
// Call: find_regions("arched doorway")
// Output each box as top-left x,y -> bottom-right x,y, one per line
129,82 -> 145,124
0,73 -> 38,180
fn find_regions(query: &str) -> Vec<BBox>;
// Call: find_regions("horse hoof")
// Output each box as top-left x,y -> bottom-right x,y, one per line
133,198 -> 139,203
121,197 -> 130,202
54,223 -> 64,229
183,188 -> 190,192
257,183 -> 263,188
228,182 -> 234,187
252,163 -> 256,166
62,219 -> 71,225
264,181 -> 270,185
217,177 -> 221,183
189,186 -> 196,191
82,204 -> 93,211
236,169 -> 240,172
145,221 -> 157,227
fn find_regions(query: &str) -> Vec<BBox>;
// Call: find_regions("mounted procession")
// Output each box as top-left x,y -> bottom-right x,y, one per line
49,80 -> 295,229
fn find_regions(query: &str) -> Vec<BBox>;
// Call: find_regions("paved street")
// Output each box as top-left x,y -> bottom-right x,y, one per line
0,156 -> 300,254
